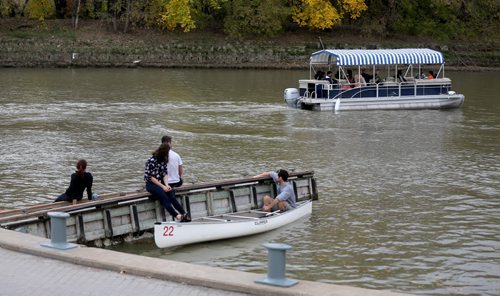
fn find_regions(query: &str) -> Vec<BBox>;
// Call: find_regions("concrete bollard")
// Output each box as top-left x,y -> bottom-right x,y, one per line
40,212 -> 78,250
255,242 -> 298,287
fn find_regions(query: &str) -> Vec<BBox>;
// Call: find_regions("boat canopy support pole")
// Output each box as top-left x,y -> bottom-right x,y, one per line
437,63 -> 444,78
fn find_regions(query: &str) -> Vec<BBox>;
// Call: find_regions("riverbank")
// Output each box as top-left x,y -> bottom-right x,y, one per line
0,19 -> 498,70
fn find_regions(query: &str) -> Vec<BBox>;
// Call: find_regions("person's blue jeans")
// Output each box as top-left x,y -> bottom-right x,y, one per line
145,182 -> 185,219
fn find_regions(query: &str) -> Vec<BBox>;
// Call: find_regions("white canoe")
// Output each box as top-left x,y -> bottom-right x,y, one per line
154,200 -> 312,248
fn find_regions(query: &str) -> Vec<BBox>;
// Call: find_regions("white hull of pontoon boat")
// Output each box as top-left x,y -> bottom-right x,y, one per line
286,94 -> 464,111
154,200 -> 312,248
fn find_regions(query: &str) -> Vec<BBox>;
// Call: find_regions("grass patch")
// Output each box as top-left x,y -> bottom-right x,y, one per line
49,27 -> 77,41
6,25 -> 76,41
7,30 -> 36,39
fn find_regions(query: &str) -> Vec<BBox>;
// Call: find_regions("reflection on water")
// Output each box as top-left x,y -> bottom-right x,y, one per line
0,68 -> 499,295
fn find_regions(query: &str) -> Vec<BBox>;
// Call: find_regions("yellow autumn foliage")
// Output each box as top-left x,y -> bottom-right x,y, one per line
160,0 -> 196,32
25,0 -> 55,21
341,0 -> 368,19
292,0 -> 367,30
292,0 -> 341,30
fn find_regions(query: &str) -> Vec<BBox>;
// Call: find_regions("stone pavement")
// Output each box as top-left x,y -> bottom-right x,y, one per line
0,247 -> 249,296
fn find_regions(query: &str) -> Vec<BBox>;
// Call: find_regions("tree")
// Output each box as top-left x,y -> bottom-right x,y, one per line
223,0 -> 289,37
72,0 -> 80,29
159,0 -> 195,32
291,0 -> 367,30
454,0 -> 499,39
388,0 -> 462,40
25,0 -> 56,20
0,0 -> 20,17
355,0 -> 397,35
190,0 -> 227,30
144,0 -> 165,29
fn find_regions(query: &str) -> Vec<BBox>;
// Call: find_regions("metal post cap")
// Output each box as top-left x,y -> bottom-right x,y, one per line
47,212 -> 70,218
262,242 -> 292,250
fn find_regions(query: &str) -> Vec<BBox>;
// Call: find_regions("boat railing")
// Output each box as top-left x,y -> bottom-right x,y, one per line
329,78 -> 453,100
302,77 -> 452,100
303,89 -> 316,99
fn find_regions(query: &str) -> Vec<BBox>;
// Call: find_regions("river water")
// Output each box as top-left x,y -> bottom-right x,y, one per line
0,68 -> 499,295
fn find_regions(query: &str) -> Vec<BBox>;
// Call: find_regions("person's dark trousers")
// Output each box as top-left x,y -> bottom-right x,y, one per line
167,182 -> 189,220
54,193 -> 81,203
165,189 -> 185,214
145,181 -> 185,219
169,178 -> 183,188
54,193 -> 69,202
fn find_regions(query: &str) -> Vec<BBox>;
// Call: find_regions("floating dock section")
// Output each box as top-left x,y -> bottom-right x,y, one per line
0,171 -> 317,246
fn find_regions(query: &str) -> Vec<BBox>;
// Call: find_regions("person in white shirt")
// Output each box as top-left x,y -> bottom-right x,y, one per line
161,135 -> 183,188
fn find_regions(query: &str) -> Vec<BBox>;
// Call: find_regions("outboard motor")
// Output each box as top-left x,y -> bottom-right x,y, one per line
284,88 -> 300,108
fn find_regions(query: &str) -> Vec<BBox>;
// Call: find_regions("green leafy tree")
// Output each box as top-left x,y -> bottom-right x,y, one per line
0,0 -> 13,17
79,0 -> 98,19
388,0 -> 462,40
355,0 -> 499,40
456,0 -> 500,39
190,0 -> 227,30
223,0 -> 289,37
355,0 -> 396,35
1,0 -> 29,17
144,0 -> 165,29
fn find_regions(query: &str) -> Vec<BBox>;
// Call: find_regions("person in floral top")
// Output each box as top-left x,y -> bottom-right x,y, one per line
144,143 -> 190,222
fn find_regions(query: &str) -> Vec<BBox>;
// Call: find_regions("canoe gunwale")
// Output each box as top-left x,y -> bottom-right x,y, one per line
155,200 -> 310,225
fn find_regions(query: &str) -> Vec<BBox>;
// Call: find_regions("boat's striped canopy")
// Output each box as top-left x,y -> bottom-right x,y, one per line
310,48 -> 444,66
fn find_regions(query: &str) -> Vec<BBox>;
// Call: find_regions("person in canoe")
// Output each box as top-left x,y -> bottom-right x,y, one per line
54,159 -> 93,205
255,169 -> 297,212
144,143 -> 190,222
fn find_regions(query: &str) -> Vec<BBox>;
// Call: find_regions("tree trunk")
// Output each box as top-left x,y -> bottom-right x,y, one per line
73,0 -> 81,30
123,0 -> 131,33
112,0 -> 118,32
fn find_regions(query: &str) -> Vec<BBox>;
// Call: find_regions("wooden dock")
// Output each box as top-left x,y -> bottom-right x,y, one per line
0,171 -> 317,246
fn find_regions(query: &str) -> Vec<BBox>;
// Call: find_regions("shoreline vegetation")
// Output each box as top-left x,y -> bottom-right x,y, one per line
0,19 -> 498,71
